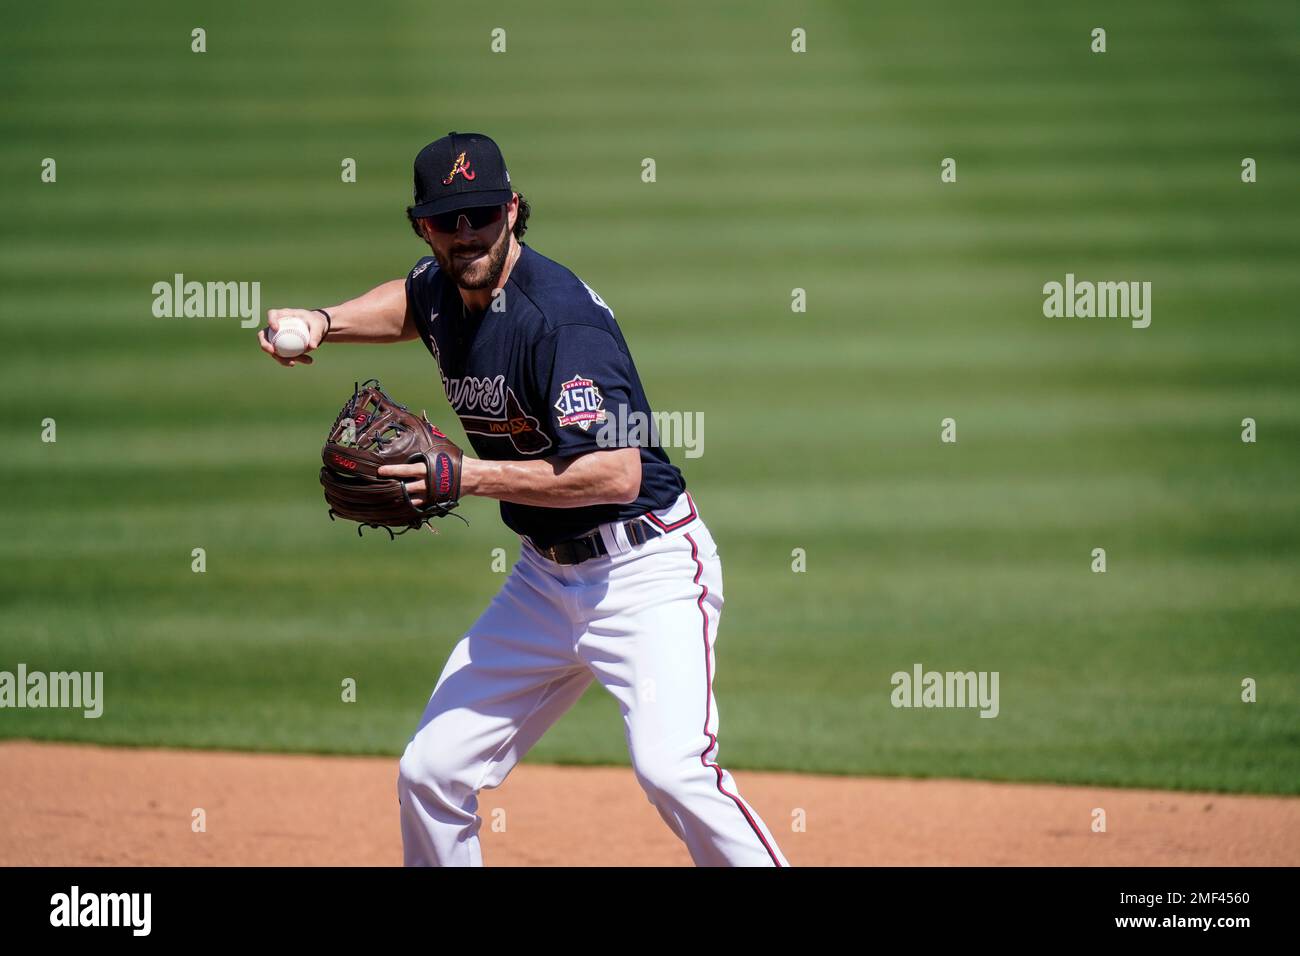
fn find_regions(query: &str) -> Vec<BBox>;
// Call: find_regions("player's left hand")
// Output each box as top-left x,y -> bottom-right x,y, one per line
379,458 -> 478,505
377,462 -> 429,505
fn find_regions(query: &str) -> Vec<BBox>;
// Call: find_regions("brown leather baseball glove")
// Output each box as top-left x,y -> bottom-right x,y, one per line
320,379 -> 463,537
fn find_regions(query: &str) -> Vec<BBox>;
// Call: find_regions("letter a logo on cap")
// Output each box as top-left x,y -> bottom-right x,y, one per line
412,133 -> 512,218
443,152 -> 476,185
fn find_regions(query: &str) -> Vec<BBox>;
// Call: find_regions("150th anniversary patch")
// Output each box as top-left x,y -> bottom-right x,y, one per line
554,374 -> 606,431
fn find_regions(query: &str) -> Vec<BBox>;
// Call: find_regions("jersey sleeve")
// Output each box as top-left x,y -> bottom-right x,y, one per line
537,324 -> 634,455
404,257 -> 438,344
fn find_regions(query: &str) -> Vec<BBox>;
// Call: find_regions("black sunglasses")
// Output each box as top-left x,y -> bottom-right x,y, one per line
424,204 -> 505,235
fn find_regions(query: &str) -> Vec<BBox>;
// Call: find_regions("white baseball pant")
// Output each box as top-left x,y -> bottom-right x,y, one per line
397,492 -> 788,866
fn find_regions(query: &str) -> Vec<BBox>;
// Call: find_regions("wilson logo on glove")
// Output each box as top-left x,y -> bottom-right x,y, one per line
434,453 -> 454,497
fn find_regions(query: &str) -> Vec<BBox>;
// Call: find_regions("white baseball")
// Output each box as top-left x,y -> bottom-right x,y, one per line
272,317 -> 311,358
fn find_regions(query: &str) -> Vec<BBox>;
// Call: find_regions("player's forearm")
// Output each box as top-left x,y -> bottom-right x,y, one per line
321,279 -> 418,343
461,450 -> 641,508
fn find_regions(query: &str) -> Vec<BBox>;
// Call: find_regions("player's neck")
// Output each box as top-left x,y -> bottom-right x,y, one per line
458,236 -> 521,313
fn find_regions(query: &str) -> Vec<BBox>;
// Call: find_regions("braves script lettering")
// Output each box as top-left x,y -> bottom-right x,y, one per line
444,374 -> 506,414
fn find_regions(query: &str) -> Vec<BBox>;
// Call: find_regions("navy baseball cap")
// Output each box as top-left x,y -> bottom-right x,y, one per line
410,132 -> 513,218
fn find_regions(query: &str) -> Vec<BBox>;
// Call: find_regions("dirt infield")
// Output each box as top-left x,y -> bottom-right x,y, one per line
1,741 -> 1296,866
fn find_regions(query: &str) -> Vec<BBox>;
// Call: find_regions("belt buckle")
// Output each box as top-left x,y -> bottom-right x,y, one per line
531,537 -> 566,565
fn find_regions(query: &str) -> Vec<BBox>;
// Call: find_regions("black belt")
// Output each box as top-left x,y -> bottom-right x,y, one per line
532,517 -> 663,565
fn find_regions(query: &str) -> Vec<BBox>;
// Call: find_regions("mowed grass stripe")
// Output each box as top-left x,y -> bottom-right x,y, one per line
1,0 -> 1297,791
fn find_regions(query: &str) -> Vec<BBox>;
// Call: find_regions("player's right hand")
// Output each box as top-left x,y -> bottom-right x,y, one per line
258,308 -> 329,367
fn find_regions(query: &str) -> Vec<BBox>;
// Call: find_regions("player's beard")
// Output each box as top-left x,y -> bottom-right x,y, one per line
437,223 -> 512,291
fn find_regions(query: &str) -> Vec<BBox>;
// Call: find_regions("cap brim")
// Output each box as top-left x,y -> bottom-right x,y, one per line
410,189 -> 513,218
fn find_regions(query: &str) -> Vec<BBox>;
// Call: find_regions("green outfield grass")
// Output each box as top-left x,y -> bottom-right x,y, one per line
2,1 -> 1298,794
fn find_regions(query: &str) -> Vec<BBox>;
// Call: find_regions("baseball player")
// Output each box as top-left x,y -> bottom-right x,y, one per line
258,132 -> 788,867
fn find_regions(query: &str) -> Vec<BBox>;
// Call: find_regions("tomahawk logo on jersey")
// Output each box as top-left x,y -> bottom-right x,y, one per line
405,243 -> 685,547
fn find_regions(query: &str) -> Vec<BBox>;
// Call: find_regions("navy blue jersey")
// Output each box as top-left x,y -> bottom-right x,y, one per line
405,244 -> 685,547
